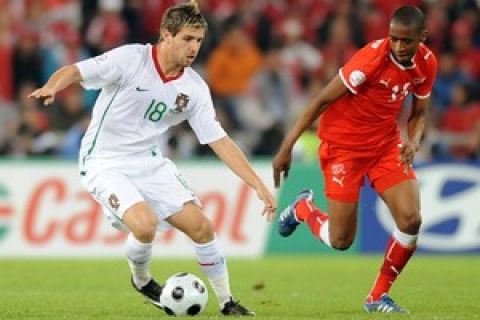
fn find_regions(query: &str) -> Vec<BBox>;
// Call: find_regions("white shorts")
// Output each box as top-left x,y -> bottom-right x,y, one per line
79,155 -> 200,231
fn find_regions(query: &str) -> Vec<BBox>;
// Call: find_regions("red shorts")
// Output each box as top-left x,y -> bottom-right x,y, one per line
319,141 -> 416,202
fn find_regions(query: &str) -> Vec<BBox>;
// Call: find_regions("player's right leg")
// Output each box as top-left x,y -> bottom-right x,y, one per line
123,203 -> 164,308
79,168 -> 163,307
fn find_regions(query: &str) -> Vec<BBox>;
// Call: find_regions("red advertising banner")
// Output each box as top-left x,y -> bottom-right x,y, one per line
0,161 -> 273,257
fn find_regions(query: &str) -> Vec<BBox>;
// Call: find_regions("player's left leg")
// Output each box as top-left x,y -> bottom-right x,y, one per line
282,192 -> 359,250
365,179 -> 419,312
365,144 -> 420,313
166,202 -> 254,316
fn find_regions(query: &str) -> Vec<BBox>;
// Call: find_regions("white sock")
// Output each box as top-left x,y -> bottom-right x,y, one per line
319,220 -> 332,247
193,236 -> 231,308
393,228 -> 418,247
125,233 -> 153,288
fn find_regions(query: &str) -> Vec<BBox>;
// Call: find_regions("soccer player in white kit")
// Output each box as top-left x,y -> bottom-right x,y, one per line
28,0 -> 276,316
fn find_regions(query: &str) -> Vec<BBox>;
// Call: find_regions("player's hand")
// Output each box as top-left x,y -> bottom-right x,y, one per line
255,184 -> 277,222
399,142 -> 419,173
273,148 -> 292,188
28,86 -> 56,106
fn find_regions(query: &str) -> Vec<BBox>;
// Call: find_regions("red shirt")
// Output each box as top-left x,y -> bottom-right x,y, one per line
318,38 -> 437,153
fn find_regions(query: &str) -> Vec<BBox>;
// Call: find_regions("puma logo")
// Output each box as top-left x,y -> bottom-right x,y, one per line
136,87 -> 149,92
316,216 -> 326,225
390,265 -> 400,275
332,176 -> 345,187
413,77 -> 426,85
379,79 -> 391,88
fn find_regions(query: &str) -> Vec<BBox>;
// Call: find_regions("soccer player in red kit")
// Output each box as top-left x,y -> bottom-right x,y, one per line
273,6 -> 437,313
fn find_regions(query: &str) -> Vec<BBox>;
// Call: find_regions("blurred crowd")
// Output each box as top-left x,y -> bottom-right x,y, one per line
0,0 -> 479,162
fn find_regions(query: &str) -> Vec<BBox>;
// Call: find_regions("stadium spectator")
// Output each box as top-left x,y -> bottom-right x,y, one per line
57,113 -> 89,159
206,14 -> 263,131
46,85 -> 87,132
316,0 -> 364,49
0,7 -> 14,101
424,2 -> 449,53
279,15 -> 322,90
42,22 -> 97,110
15,82 -> 57,156
253,43 -> 292,127
451,19 -> 480,79
318,17 -> 358,81
140,0 -> 177,43
438,84 -> 480,159
363,5 -> 389,43
0,0 -> 476,161
12,25 -> 42,97
0,98 -> 19,155
85,0 -> 127,54
121,0 -> 144,44
432,52 -> 472,112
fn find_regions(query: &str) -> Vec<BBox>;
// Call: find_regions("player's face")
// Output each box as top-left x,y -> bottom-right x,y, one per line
170,27 -> 205,67
388,21 -> 425,65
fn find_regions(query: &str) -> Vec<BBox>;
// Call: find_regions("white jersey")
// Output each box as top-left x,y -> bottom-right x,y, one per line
76,44 -> 226,169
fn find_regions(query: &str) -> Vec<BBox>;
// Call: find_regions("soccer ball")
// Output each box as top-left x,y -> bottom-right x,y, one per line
160,272 -> 208,316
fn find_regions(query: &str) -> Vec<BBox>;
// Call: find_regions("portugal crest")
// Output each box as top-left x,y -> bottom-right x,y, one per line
108,194 -> 120,211
174,93 -> 190,112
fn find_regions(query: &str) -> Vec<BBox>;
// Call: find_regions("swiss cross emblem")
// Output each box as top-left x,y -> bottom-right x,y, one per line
174,93 -> 190,112
331,163 -> 345,175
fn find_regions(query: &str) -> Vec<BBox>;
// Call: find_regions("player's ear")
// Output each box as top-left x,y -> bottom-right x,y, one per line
161,29 -> 172,42
419,29 -> 428,43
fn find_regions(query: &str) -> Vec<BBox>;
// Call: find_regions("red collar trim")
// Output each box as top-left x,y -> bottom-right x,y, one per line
152,45 -> 184,83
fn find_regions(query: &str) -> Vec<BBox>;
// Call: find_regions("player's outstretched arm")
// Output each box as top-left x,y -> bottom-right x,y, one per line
28,65 -> 82,106
209,136 -> 277,221
273,75 -> 348,188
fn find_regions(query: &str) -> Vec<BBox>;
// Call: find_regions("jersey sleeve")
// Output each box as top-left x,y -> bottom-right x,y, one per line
188,83 -> 227,145
414,51 -> 438,99
75,45 -> 133,90
339,39 -> 386,94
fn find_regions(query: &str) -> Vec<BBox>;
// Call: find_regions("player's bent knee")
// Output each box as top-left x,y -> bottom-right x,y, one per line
188,219 -> 215,244
129,213 -> 158,242
397,210 -> 422,234
133,223 -> 157,243
330,237 -> 354,251
123,202 -> 158,242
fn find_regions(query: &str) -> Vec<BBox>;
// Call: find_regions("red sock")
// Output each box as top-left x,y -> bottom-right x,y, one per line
294,199 -> 313,221
295,199 -> 328,239
368,237 -> 416,301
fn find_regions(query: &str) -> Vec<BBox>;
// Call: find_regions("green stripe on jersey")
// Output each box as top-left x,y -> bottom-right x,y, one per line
83,86 -> 121,164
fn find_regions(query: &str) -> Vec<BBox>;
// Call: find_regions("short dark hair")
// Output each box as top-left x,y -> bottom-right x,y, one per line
159,0 -> 208,40
391,5 -> 425,32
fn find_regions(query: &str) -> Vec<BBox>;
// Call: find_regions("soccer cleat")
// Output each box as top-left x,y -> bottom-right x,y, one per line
364,294 -> 409,313
278,189 -> 314,237
131,277 -> 164,309
221,298 -> 255,316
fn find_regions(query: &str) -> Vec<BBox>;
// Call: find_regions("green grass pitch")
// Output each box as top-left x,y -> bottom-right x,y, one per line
1,256 -> 479,319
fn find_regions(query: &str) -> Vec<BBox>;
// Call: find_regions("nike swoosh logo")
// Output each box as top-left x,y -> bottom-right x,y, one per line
136,87 -> 149,92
